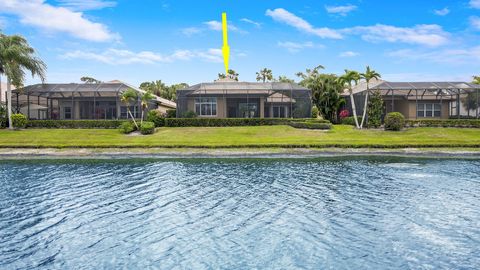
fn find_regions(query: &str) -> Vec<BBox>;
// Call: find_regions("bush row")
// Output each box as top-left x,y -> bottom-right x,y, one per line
288,121 -> 332,130
163,118 -> 330,127
406,119 -> 480,128
27,120 -> 127,129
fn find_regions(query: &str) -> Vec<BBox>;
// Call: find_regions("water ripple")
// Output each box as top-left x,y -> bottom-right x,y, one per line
0,158 -> 479,269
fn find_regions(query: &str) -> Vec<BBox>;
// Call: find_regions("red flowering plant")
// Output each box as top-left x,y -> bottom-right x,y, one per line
339,109 -> 350,119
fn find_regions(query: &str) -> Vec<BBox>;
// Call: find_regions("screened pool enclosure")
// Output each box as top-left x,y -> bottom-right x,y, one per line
344,81 -> 480,120
176,80 -> 312,118
10,83 -> 174,120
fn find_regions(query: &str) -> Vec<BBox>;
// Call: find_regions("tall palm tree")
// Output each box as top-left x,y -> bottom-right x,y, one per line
120,88 -> 139,129
0,33 -> 46,129
256,68 -> 273,83
359,66 -> 381,129
140,90 -> 154,126
337,70 -> 361,128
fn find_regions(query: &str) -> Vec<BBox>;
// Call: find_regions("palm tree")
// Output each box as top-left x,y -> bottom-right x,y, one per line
337,70 -> 361,128
0,33 -> 46,129
256,68 -> 273,83
140,90 -> 154,126
276,75 -> 295,83
359,66 -> 381,129
80,76 -> 101,84
218,69 -> 239,81
120,88 -> 139,129
473,76 -> 480,84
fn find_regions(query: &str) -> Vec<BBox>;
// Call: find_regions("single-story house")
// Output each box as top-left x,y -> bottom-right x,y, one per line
176,78 -> 312,118
10,81 -> 176,120
343,80 -> 480,119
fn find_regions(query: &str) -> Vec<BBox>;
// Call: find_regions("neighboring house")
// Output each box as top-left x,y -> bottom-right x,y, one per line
10,82 -> 176,120
343,80 -> 480,119
0,82 -> 15,105
176,78 -> 312,118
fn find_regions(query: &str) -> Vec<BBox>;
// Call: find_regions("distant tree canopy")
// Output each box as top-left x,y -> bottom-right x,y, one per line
256,68 -> 273,83
218,69 -> 239,81
80,76 -> 102,84
275,75 -> 295,83
139,80 -> 188,101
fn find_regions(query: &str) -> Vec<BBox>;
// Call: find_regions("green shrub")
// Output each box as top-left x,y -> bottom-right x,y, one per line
288,121 -> 331,130
182,110 -> 197,118
166,118 -> 283,127
119,121 -> 136,134
11,114 -> 27,129
27,120 -> 126,129
146,110 -> 165,127
140,121 -> 155,135
341,116 -> 362,126
367,90 -> 384,128
405,119 -> 480,128
311,106 -> 319,118
384,112 -> 405,131
0,106 -> 7,129
166,109 -> 176,118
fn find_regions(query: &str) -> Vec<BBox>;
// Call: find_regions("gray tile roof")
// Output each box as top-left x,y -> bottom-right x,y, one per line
183,82 -> 308,91
13,82 -> 176,108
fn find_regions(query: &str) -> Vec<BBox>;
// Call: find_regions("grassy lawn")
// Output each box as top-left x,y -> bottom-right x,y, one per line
0,125 -> 479,148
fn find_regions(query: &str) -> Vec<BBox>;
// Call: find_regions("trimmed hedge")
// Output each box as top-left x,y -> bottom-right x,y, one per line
406,119 -> 480,128
24,118 -> 333,129
140,122 -> 155,135
341,116 -> 362,126
288,121 -> 331,130
164,118 -> 330,127
27,120 -> 126,129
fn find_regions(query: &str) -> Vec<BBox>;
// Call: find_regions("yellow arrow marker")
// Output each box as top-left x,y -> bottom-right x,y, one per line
222,12 -> 230,75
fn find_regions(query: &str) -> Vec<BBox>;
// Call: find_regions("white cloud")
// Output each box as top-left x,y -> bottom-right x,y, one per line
265,8 -> 342,39
387,47 -> 480,64
240,18 -> 261,28
61,48 -> 224,65
344,24 -> 449,47
434,7 -> 450,16
339,51 -> 359,57
0,0 -> 118,42
470,0 -> 480,9
56,0 -> 116,11
277,41 -> 315,53
265,8 -> 449,46
181,27 -> 203,36
325,5 -> 357,16
470,16 -> 480,30
203,20 -> 245,33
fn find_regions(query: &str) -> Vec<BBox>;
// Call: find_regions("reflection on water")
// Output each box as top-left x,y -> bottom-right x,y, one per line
0,158 -> 479,269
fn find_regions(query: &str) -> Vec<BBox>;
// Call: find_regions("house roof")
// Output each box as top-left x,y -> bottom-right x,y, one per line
180,81 -> 309,96
13,82 -> 176,108
344,80 -> 480,96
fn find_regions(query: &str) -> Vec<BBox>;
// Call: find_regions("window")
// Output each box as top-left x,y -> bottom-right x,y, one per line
239,103 -> 258,118
64,107 -> 72,119
417,103 -> 441,118
273,106 -> 286,118
195,98 -> 217,116
121,106 -> 138,119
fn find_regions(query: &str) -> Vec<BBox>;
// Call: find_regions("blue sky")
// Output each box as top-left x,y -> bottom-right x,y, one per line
1,0 -> 480,86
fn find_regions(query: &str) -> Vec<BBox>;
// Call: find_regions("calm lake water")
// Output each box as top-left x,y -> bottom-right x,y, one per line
0,158 -> 479,269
